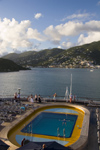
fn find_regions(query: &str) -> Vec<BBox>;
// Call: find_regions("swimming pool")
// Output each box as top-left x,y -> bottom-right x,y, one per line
21,112 -> 78,138
8,104 -> 87,148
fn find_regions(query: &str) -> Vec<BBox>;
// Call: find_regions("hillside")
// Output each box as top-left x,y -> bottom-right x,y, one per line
3,48 -> 64,67
52,41 -> 100,68
2,41 -> 100,68
0,58 -> 29,72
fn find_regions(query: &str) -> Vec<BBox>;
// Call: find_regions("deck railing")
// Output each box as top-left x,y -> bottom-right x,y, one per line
0,94 -> 100,105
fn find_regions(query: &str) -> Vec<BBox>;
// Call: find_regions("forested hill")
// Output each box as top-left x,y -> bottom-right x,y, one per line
0,58 -> 29,72
2,48 -> 64,67
2,41 -> 100,68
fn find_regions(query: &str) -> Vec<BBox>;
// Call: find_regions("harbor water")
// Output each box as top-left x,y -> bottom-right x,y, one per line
0,68 -> 100,101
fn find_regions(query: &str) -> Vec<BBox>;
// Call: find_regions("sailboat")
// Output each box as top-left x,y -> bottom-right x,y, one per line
69,74 -> 72,103
90,69 -> 94,72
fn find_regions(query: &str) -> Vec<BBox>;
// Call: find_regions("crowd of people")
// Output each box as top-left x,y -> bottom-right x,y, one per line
14,91 -> 76,104
14,92 -> 20,99
14,92 -> 42,103
27,94 -> 41,103
14,92 -> 20,102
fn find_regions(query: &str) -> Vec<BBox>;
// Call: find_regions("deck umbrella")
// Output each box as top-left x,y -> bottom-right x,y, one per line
44,141 -> 71,150
16,141 -> 41,150
16,141 -> 72,150
0,139 -> 10,150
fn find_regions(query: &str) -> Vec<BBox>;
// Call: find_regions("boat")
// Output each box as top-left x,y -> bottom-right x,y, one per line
90,69 -> 94,72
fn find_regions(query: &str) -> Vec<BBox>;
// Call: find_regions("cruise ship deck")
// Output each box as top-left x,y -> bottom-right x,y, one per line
0,99 -> 99,150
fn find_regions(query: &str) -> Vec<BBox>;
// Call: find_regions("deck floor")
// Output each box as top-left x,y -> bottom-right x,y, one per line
0,101 -> 99,150
82,107 -> 99,150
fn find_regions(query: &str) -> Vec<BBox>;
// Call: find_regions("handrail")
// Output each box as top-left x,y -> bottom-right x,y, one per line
0,94 -> 100,102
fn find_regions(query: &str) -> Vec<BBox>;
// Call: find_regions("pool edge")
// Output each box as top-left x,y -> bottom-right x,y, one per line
69,105 -> 90,150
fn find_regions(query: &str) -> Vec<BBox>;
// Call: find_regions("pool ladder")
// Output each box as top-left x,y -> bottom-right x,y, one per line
57,127 -> 60,136
63,128 -> 65,137
57,128 -> 66,137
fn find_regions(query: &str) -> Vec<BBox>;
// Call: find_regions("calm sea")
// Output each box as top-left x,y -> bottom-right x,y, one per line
0,68 -> 100,101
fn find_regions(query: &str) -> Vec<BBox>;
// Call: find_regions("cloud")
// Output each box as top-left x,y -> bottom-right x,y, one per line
12,49 -> 22,53
0,18 -> 44,56
33,43 -> 41,51
67,13 -> 90,19
78,32 -> 100,45
97,1 -> 100,5
0,17 -> 100,56
61,12 -> 95,22
62,13 -> 90,21
44,21 -> 83,44
78,21 -> 100,45
43,20 -> 100,45
61,41 -> 74,49
43,25 -> 62,44
27,28 -> 45,41
34,13 -> 42,19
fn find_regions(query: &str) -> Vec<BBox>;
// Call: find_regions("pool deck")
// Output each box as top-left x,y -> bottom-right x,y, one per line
0,101 -> 99,150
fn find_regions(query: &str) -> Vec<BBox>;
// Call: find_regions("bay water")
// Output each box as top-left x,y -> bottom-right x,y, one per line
0,68 -> 100,101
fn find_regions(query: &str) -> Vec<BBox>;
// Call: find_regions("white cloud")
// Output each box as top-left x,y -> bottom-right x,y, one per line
97,1 -> 100,5
67,13 -> 90,19
34,13 -> 42,19
62,13 -> 90,21
0,18 -> 44,56
33,43 -> 41,51
78,32 -> 100,45
57,46 -> 61,49
27,28 -> 45,41
12,49 -> 22,54
43,25 -> 62,44
44,21 -> 83,44
61,12 -> 95,22
78,21 -> 100,45
43,20 -> 100,45
0,17 -> 100,56
61,41 -> 74,49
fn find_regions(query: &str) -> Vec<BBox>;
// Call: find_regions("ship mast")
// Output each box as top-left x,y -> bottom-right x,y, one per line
70,74 -> 72,98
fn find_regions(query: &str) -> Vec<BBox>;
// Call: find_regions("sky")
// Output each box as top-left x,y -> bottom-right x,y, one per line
0,0 -> 100,56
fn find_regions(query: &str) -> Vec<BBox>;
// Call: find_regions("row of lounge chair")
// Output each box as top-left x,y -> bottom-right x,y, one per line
88,100 -> 100,107
0,100 -> 27,124
96,108 -> 100,145
0,98 -> 39,127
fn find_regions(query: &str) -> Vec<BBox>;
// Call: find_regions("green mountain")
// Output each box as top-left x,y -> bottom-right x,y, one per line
3,48 -> 64,67
0,58 -> 29,72
2,41 -> 100,68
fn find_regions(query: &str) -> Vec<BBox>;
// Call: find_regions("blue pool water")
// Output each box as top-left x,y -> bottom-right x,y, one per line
21,112 -> 77,138
44,108 -> 78,114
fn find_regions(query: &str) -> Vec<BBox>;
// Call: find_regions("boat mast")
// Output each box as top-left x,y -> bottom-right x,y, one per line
70,74 -> 72,98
